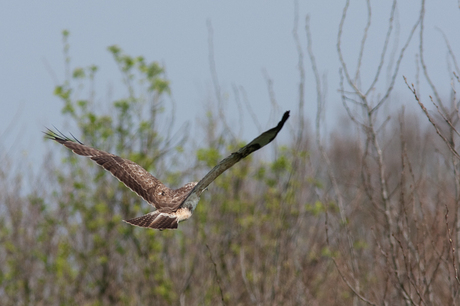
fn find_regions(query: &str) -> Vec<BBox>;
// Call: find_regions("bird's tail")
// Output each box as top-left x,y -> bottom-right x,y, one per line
124,211 -> 178,230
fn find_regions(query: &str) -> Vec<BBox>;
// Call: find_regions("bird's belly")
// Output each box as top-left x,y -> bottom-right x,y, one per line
175,207 -> 193,222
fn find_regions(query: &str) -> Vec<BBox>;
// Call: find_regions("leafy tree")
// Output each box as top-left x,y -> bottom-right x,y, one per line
50,30 -> 185,304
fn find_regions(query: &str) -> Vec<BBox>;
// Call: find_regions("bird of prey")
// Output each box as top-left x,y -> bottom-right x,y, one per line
46,111 -> 289,230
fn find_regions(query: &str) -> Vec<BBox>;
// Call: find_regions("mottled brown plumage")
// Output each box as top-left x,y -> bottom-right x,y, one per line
46,111 -> 289,230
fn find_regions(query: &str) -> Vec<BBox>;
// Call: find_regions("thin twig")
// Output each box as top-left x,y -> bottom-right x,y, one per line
293,0 -> 305,144
239,86 -> 262,132
445,206 -> 460,285
430,95 -> 460,138
418,0 -> 444,111
325,210 -> 377,306
354,0 -> 372,84
309,12 -> 361,297
436,27 -> 460,79
207,19 -> 235,142
404,76 -> 460,159
365,0 -> 395,97
337,0 -> 365,100
206,244 -> 226,305
372,0 -> 421,113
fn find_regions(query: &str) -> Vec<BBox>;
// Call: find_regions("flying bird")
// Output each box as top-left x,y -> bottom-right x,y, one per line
46,111 -> 289,230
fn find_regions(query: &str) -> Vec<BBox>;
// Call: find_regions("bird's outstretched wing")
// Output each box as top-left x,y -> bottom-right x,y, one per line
180,110 -> 290,209
44,129 -> 169,210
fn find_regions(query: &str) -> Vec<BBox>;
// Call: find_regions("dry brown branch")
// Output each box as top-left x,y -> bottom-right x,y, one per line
454,72 -> 460,84
239,249 -> 257,304
309,12 -> 361,299
372,2 -> 421,113
337,0 -> 365,100
293,0 -> 305,144
206,244 -> 226,305
429,95 -> 460,138
325,210 -> 377,306
393,233 -> 426,305
207,19 -> 235,142
262,70 -> 281,123
436,28 -> 460,76
354,0 -> 371,84
238,86 -> 262,132
339,69 -> 367,129
364,0 -> 394,97
231,84 -> 244,137
404,76 -> 460,159
445,206 -> 460,286
418,0 -> 443,110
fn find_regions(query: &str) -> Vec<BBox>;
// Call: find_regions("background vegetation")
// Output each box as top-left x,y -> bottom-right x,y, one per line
1,1 -> 460,305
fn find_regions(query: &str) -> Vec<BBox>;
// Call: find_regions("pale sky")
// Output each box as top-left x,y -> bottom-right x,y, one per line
1,1 -> 459,169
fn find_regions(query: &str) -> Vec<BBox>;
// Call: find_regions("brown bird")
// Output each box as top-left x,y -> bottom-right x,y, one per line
46,111 -> 289,230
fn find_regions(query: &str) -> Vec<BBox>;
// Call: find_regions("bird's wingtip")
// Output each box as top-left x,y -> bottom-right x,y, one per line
43,127 -> 83,144
278,110 -> 290,127
283,110 -> 290,119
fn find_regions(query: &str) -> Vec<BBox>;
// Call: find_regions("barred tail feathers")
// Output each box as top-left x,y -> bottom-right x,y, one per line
124,211 -> 178,230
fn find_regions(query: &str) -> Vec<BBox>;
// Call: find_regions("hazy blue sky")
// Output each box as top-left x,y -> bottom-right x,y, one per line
1,1 -> 460,167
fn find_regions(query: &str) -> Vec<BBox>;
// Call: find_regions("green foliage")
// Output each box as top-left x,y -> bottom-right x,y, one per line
108,45 -> 170,95
14,30 -> 182,304
306,200 -> 326,216
197,147 -> 221,167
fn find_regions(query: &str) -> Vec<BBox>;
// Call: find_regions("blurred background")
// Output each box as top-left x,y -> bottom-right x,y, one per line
1,0 -> 460,304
